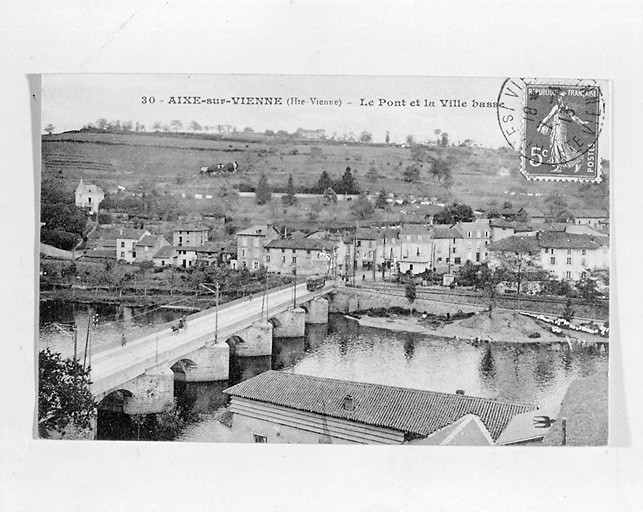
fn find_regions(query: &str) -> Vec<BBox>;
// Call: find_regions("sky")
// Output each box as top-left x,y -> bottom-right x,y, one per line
40,74 -> 547,148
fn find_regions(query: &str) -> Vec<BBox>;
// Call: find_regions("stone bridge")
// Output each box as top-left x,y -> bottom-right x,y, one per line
91,282 -> 334,416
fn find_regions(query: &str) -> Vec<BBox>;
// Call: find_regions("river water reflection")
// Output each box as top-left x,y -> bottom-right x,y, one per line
177,314 -> 608,442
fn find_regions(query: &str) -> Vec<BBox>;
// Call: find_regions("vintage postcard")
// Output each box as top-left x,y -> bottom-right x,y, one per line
38,74 -> 610,446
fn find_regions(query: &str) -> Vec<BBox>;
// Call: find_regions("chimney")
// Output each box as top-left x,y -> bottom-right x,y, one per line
342,394 -> 355,411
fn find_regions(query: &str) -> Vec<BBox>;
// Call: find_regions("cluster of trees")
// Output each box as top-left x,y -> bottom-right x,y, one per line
38,348 -> 96,438
434,203 -> 475,224
255,167 -> 361,206
40,178 -> 87,250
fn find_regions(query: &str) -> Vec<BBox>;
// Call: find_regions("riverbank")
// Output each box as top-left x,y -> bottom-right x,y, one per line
351,310 -> 608,347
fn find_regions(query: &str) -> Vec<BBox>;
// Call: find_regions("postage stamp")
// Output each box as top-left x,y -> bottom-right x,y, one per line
497,78 -> 605,182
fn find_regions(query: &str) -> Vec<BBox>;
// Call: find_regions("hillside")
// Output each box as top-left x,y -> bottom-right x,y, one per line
41,131 -> 609,228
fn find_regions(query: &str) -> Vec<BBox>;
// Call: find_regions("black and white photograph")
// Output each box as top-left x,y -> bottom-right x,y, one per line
38,74 -> 610,446
2,2 -> 642,511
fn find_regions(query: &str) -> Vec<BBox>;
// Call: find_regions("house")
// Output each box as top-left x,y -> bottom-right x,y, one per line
375,228 -> 401,277
115,229 -> 151,263
397,224 -> 433,275
195,241 -> 237,266
79,248 -> 116,262
134,234 -> 170,263
523,207 -> 548,222
458,219 -> 492,265
235,225 -> 280,271
488,231 -> 609,282
152,245 -> 177,268
75,179 -> 104,214
264,238 -> 336,276
294,128 -> 326,140
173,224 -> 209,247
355,227 -> 379,270
565,208 -> 609,229
223,371 -> 537,445
538,231 -> 609,281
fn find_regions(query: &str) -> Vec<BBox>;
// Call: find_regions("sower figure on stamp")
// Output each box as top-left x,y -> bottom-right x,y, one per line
537,91 -> 590,173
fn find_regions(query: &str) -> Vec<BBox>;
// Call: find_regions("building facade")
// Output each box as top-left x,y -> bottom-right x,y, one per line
264,238 -> 336,276
173,225 -> 209,247
235,225 -> 280,271
75,179 -> 105,214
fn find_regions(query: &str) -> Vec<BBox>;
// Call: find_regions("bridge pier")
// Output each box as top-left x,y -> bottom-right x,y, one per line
121,367 -> 175,415
272,307 -> 306,338
305,297 -> 329,324
233,321 -> 273,357
176,342 -> 230,381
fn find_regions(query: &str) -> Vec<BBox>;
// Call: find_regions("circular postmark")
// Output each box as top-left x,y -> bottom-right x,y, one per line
496,78 -> 605,180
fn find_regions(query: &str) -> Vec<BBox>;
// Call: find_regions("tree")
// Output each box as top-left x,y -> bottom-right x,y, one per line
490,237 -> 543,296
563,297 -> 575,322
359,131 -> 373,143
430,158 -> 453,184
282,174 -> 297,207
243,127 -> 254,133
96,118 -> 109,130
350,193 -> 374,220
385,131 -> 390,144
315,170 -> 334,193
477,263 -> 508,314
336,166 -> 359,195
434,202 -> 475,224
255,173 -> 272,205
405,280 -> 417,315
38,349 -> 96,437
375,189 -> 388,209
121,120 -> 133,132
323,187 -> 338,204
576,273 -> 599,302
405,134 -> 415,146
170,119 -> 183,132
44,123 -> 55,135
440,132 -> 450,147
152,121 -> 162,132
366,166 -> 379,182
189,120 -> 202,133
403,165 -> 421,183
544,193 -> 568,221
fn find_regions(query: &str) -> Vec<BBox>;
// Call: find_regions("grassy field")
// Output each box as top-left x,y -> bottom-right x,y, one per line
42,131 -> 609,228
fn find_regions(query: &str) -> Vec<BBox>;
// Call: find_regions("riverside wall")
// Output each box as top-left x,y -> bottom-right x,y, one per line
330,288 -> 485,316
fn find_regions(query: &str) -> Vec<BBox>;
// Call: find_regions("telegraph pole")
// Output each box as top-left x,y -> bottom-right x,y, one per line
200,282 -> 220,343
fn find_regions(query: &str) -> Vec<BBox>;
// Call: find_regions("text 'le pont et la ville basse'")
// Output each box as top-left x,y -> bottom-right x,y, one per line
142,96 -> 504,109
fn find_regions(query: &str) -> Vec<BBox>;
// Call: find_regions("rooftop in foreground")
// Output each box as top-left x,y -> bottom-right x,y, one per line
224,371 -> 537,441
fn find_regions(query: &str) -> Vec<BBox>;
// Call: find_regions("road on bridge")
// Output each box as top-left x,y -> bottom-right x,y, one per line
88,281 -> 333,399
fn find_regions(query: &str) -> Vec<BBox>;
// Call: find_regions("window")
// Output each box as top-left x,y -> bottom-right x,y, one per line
551,257 -> 556,264
467,231 -> 472,238
565,271 -> 572,280
281,248 -> 285,253
179,237 -> 183,245
581,258 -> 586,267
241,249 -> 246,257
582,249 -> 586,255
567,249 -> 572,255
416,247 -> 420,256
266,255 -> 271,263
253,261 -> 259,270
437,257 -> 443,263
454,257 -> 461,264
292,249 -> 296,253
281,256 -> 286,263
120,251 -> 125,258
485,231 -> 489,238
253,434 -> 267,443
567,257 -> 572,265
292,257 -> 297,263
132,252 -> 136,258
452,247 -> 456,254
120,241 -> 125,248
476,253 -> 480,262
161,260 -> 165,266
307,249 -> 311,254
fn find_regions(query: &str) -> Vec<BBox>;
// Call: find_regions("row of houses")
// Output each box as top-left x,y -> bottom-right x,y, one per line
232,218 -> 609,282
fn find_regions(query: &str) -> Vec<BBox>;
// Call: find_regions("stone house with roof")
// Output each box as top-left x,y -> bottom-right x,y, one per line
152,245 -> 177,268
235,225 -> 280,271
173,224 -> 209,247
195,241 -> 237,267
223,371 -> 537,445
134,234 -> 170,263
115,228 -> 151,263
264,238 -> 336,276
565,208 -> 609,229
75,179 -> 104,214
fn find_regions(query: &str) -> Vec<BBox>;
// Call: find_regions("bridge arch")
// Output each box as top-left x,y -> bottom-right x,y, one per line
98,388 -> 134,413
170,358 -> 198,379
267,317 -> 282,328
225,334 -> 247,350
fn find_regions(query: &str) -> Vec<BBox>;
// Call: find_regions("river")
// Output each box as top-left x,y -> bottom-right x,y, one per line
38,301 -> 608,442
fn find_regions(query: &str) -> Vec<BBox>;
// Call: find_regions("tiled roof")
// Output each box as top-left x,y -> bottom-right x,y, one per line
400,224 -> 430,236
568,208 -> 608,219
487,235 -> 540,253
115,228 -> 149,240
430,226 -> 463,239
224,371 -> 536,441
81,248 -> 116,260
137,234 -> 166,247
538,231 -> 604,250
153,246 -> 176,259
355,227 -> 378,240
265,238 -> 335,251
173,224 -> 209,232
236,225 -> 276,237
